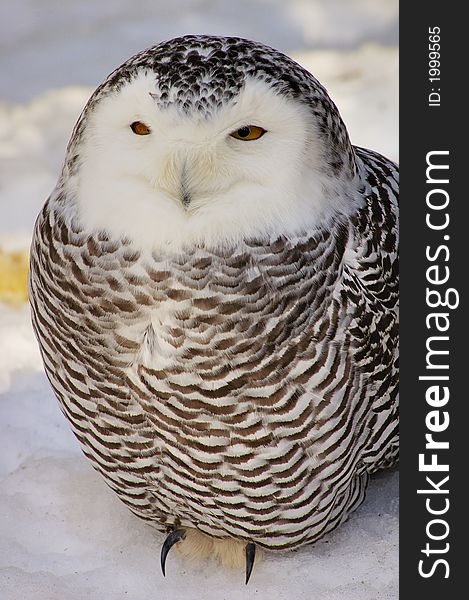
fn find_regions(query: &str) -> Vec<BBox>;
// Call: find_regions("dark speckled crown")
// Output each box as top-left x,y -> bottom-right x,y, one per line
66,35 -> 357,178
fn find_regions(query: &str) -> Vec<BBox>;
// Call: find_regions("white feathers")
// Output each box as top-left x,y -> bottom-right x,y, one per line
72,72 -> 359,253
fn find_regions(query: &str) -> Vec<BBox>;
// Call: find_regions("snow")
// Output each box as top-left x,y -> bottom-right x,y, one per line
0,0 -> 398,103
0,2 -> 398,598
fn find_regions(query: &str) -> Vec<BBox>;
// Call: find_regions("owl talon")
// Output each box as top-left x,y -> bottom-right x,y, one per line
245,542 -> 256,585
161,528 -> 186,576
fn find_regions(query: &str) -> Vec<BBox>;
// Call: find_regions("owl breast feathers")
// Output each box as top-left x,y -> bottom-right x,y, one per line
29,35 -> 398,578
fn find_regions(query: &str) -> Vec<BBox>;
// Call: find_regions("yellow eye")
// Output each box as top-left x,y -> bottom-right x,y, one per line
230,125 -> 266,141
130,121 -> 151,135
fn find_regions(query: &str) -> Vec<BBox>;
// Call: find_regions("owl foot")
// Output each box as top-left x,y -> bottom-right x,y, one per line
245,542 -> 256,585
161,528 -> 257,584
161,528 -> 186,576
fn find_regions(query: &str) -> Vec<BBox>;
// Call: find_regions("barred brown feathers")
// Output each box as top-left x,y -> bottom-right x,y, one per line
29,35 -> 398,563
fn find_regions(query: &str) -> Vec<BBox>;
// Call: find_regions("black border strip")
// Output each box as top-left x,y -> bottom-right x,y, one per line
400,3 -> 466,597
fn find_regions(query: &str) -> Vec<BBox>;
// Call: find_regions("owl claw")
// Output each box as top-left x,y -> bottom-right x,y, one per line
161,528 -> 186,576
245,542 -> 256,585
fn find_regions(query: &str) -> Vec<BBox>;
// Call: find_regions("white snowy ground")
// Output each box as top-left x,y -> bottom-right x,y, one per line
0,2 -> 398,599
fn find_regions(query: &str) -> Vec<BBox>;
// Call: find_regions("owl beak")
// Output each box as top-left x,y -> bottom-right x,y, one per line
176,150 -> 215,211
181,188 -> 191,208
180,158 -> 192,209
162,151 -> 212,210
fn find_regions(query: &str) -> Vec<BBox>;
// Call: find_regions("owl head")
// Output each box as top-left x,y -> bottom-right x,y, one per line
60,36 -> 361,251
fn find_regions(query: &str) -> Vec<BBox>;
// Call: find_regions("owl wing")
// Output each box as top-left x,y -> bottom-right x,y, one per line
341,146 -> 399,471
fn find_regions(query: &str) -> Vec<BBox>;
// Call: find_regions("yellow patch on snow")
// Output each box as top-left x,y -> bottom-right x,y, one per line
0,248 -> 29,304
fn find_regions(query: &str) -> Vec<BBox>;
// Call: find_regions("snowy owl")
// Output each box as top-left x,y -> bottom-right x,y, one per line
29,35 -> 398,584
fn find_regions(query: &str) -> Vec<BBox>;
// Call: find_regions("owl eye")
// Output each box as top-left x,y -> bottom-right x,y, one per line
130,121 -> 151,135
230,125 -> 266,141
